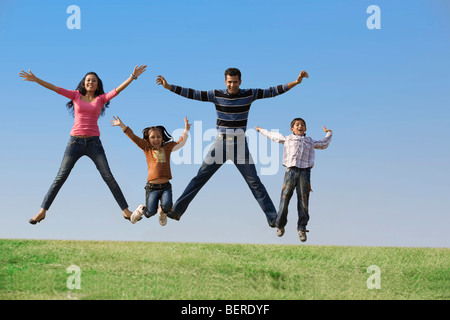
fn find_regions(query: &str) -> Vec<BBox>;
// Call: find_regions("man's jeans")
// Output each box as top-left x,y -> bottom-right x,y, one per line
41,136 -> 128,211
277,167 -> 311,231
144,182 -> 172,218
171,134 -> 277,226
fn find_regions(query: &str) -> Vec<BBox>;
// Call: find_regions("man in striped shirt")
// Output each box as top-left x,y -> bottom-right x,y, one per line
156,68 -> 308,227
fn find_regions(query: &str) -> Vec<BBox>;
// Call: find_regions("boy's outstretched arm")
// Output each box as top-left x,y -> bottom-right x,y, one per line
314,126 -> 333,150
255,126 -> 286,144
323,126 -> 332,133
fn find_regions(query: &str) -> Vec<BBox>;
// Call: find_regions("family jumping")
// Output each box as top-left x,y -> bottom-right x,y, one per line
19,66 -> 332,242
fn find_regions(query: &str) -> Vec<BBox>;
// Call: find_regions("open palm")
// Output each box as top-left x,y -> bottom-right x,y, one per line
19,69 -> 38,82
110,116 -> 123,127
133,65 -> 147,77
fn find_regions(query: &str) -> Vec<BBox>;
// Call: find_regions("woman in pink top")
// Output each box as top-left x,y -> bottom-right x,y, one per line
19,66 -> 147,224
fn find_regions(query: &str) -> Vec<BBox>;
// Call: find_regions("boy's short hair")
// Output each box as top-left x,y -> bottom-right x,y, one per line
224,68 -> 241,80
290,118 -> 306,128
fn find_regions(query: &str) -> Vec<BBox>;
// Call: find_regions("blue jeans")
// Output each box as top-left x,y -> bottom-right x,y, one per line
277,167 -> 311,231
171,134 -> 277,226
41,136 -> 128,210
144,182 -> 173,218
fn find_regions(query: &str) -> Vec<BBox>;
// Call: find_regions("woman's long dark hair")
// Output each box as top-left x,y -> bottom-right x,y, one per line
66,72 -> 109,116
142,126 -> 173,147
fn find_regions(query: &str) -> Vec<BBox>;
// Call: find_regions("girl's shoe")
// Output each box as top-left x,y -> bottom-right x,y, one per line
158,206 -> 167,226
130,204 -> 145,224
29,213 -> 46,225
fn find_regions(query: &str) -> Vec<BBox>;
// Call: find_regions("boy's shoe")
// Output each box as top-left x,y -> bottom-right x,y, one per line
158,206 -> 167,226
277,227 -> 285,237
131,204 -> 146,224
298,229 -> 309,242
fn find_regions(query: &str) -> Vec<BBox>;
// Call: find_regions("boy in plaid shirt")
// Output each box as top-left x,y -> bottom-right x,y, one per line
256,118 -> 332,242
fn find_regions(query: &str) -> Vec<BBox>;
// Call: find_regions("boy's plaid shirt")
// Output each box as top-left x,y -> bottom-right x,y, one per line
259,129 -> 332,169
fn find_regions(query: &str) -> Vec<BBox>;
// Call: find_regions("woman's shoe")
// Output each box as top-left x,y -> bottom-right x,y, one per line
29,213 -> 46,225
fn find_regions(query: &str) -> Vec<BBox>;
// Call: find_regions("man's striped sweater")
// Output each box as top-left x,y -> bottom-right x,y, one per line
170,84 -> 290,133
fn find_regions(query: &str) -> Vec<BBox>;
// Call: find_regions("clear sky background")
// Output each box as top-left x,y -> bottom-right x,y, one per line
0,0 -> 449,247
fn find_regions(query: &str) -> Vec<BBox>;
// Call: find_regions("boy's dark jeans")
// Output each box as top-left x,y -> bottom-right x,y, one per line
41,136 -> 128,211
277,167 -> 311,230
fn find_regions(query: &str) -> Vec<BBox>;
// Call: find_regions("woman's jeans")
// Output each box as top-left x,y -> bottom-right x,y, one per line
41,136 -> 128,211
277,167 -> 311,231
171,134 -> 277,226
144,182 -> 173,218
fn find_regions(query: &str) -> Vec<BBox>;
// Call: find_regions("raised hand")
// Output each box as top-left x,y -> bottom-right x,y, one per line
110,116 -> 124,128
19,69 -> 38,82
296,70 -> 309,84
132,65 -> 147,78
156,75 -> 170,89
322,126 -> 332,133
184,116 -> 192,130
19,69 -> 59,92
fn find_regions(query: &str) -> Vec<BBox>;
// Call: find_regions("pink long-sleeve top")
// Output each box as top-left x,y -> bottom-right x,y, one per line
57,87 -> 119,136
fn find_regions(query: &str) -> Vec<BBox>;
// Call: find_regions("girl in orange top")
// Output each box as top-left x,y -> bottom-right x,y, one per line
111,116 -> 191,226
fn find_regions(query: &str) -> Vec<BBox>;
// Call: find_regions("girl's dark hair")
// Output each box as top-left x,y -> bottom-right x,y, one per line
142,126 -> 173,147
66,72 -> 109,116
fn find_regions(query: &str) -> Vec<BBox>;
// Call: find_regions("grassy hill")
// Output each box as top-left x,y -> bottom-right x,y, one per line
0,239 -> 448,300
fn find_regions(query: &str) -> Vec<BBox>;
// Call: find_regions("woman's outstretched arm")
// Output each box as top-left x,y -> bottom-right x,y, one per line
115,65 -> 147,93
19,69 -> 59,92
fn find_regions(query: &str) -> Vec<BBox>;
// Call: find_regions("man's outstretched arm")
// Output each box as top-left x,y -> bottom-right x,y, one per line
287,70 -> 309,90
156,75 -> 212,102
253,70 -> 309,100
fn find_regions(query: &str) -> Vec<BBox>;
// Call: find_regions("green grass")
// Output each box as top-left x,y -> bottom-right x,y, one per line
0,239 -> 448,300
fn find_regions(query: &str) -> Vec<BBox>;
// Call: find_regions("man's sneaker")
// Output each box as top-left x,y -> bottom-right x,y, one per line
131,204 -> 145,224
158,206 -> 167,226
166,210 -> 181,221
298,229 -> 309,242
277,227 -> 285,237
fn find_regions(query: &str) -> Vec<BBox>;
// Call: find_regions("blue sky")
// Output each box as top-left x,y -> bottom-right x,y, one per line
0,0 -> 449,247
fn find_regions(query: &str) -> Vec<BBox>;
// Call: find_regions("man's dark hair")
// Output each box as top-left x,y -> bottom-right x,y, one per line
224,68 -> 241,80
